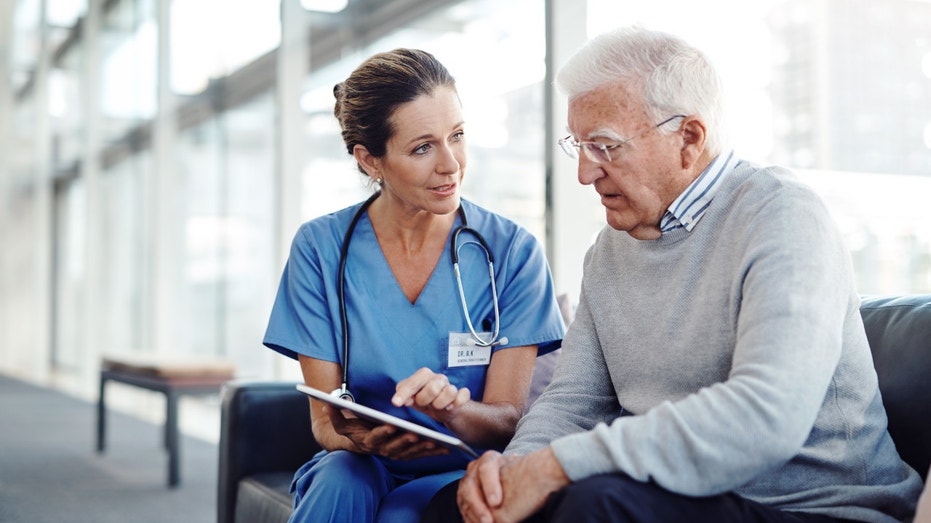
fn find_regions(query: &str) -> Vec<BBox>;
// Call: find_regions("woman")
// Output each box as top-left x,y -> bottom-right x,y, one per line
263,48 -> 565,522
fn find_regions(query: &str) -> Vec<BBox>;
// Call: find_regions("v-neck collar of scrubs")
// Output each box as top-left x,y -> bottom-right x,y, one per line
356,209 -> 460,311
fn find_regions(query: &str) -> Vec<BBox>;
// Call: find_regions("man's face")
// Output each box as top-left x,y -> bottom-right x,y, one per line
566,83 -> 688,240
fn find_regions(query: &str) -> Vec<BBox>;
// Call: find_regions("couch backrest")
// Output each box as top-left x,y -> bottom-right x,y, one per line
859,295 -> 931,481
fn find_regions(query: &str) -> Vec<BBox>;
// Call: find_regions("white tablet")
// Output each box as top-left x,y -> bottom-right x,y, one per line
296,384 -> 479,459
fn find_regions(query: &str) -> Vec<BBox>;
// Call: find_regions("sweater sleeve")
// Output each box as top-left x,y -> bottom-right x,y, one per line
505,247 -> 622,455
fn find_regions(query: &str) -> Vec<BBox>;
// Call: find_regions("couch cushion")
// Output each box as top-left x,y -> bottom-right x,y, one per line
859,295 -> 931,480
234,472 -> 294,523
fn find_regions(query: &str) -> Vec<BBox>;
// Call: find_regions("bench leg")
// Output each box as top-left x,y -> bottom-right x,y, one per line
96,375 -> 107,453
166,390 -> 180,488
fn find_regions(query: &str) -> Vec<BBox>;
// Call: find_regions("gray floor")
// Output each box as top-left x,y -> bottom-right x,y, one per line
0,373 -> 217,523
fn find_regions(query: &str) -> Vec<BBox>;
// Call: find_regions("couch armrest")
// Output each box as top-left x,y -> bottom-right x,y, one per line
217,380 -> 321,523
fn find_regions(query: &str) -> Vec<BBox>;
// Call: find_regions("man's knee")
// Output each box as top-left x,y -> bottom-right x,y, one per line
544,474 -> 645,521
420,479 -> 463,523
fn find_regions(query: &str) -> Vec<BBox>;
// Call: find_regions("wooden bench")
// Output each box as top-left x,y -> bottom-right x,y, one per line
96,354 -> 235,487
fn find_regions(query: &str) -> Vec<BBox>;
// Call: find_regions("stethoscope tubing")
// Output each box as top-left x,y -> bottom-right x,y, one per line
451,226 -> 500,347
336,192 -> 501,400
334,192 -> 378,401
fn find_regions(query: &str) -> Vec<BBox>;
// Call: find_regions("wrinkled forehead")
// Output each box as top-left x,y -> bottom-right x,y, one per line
567,84 -> 649,139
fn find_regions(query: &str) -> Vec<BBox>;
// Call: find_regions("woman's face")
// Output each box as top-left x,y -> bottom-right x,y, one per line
373,86 -> 467,217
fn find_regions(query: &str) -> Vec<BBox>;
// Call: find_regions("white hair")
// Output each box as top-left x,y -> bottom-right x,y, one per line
555,26 -> 726,155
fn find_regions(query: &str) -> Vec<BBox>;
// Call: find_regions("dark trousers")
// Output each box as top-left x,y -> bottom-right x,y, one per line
421,473 -> 860,523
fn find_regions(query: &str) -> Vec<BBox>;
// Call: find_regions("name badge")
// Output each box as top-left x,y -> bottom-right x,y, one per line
447,332 -> 492,368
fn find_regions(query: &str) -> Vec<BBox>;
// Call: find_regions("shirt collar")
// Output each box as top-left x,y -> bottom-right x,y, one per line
660,149 -> 738,234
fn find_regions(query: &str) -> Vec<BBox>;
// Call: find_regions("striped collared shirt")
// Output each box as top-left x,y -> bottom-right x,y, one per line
660,149 -> 738,234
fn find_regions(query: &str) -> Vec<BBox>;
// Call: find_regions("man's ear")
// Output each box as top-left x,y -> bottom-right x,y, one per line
679,117 -> 707,170
353,144 -> 381,179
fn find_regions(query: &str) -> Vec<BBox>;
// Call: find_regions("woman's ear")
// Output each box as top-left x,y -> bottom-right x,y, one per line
353,145 -> 381,180
679,117 -> 707,170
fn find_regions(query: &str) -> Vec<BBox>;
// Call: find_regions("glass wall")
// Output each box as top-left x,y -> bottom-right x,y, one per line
2,0 -> 552,398
582,0 -> 931,296
52,177 -> 85,372
174,93 -> 278,373
298,0 -> 547,239
169,0 -> 280,95
1,0 -> 929,436
99,0 -> 157,143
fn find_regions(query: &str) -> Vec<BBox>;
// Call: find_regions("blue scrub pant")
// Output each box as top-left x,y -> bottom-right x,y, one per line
288,450 -> 464,523
421,473 -> 862,523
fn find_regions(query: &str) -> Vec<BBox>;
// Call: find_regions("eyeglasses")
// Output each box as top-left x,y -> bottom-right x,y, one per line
558,115 -> 686,164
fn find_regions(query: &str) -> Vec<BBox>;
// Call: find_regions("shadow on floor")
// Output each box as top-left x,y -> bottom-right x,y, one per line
0,373 -> 217,523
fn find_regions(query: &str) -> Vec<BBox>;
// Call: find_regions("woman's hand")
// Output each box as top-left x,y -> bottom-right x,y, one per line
324,404 -> 450,460
392,367 -> 471,424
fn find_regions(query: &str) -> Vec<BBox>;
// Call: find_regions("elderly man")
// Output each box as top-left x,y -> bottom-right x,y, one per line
422,26 -> 922,523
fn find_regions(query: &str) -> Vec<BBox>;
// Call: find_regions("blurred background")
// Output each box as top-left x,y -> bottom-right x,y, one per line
1,0 -> 930,442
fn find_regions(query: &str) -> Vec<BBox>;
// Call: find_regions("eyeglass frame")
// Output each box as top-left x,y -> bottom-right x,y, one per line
558,114 -> 687,164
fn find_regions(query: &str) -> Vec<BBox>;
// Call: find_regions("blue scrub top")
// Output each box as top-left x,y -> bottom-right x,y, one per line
263,198 -> 565,474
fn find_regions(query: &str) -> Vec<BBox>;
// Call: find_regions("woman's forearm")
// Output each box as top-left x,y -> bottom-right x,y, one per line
444,399 -> 523,449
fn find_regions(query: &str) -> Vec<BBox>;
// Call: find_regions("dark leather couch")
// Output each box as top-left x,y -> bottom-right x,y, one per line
217,295 -> 931,523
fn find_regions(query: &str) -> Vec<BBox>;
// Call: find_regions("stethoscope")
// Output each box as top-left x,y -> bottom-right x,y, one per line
332,191 -> 506,402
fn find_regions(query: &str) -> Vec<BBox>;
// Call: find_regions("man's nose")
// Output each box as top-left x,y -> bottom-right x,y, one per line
577,157 -> 603,186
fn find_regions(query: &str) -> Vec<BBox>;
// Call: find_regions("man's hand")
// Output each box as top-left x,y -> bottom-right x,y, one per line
458,447 -> 570,523
458,451 -> 508,523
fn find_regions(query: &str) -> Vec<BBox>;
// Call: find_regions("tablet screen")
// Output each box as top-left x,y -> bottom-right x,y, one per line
296,384 -> 479,459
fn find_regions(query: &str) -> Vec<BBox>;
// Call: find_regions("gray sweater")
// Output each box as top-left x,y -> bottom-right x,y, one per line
509,161 -> 922,522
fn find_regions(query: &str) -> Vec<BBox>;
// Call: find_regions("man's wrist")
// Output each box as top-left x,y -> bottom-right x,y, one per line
530,446 -> 570,492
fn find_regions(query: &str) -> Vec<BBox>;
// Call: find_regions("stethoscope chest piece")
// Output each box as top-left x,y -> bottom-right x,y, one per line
330,385 -> 355,403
